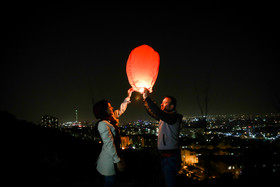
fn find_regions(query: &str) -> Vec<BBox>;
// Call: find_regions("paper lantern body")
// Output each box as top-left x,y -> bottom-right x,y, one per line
126,45 -> 160,93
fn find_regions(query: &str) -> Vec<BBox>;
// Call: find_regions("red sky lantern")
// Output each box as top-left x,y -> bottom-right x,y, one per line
126,45 -> 160,93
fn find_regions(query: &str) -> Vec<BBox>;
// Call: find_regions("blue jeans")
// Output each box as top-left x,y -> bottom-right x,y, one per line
160,154 -> 181,187
104,175 -> 116,187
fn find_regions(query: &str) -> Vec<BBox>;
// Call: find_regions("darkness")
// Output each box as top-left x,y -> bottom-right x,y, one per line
1,2 -> 279,123
1,110 -> 171,186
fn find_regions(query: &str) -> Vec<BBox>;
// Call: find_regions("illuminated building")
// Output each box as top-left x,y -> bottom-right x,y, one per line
121,136 -> 131,149
120,135 -> 156,149
181,149 -> 198,166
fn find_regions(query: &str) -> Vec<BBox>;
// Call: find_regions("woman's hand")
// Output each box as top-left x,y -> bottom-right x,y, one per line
116,158 -> 126,172
127,88 -> 134,98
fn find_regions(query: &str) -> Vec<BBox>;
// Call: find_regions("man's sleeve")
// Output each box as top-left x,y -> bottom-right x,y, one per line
144,97 -> 178,124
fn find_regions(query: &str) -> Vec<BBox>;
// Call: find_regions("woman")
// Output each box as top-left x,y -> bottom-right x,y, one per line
93,88 -> 133,187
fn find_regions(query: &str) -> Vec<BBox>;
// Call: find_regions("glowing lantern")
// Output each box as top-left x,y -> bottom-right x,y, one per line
126,45 -> 160,93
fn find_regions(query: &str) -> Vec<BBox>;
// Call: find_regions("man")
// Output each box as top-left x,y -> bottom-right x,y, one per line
142,89 -> 183,187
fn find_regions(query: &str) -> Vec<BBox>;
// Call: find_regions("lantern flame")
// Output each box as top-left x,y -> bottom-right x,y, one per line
139,87 -> 145,94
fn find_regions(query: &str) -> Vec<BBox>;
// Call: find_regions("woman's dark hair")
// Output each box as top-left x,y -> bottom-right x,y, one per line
93,99 -> 110,119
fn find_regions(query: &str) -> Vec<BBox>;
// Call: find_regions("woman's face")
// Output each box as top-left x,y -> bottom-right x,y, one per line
107,103 -> 114,116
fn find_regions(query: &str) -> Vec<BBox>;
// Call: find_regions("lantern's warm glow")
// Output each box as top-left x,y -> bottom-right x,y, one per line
126,45 -> 160,93
139,87 -> 145,94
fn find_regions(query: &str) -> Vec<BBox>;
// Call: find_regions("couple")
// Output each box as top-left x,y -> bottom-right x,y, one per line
93,88 -> 183,187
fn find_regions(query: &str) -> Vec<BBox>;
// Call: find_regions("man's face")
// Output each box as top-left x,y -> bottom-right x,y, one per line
161,97 -> 174,112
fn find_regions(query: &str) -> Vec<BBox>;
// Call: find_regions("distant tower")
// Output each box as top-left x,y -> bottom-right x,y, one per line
75,109 -> 78,122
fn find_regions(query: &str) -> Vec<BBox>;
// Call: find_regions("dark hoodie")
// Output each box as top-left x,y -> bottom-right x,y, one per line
144,97 -> 183,150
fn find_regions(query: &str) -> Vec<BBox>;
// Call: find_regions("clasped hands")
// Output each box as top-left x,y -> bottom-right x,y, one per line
127,87 -> 150,100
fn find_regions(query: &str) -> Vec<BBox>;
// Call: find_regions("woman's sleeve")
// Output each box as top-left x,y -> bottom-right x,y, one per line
114,97 -> 131,118
98,122 -> 120,163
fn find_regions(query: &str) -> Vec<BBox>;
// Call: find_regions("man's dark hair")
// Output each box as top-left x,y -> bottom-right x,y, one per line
93,99 -> 110,119
165,96 -> 177,109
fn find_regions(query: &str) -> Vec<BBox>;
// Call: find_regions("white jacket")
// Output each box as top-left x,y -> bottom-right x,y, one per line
96,97 -> 130,176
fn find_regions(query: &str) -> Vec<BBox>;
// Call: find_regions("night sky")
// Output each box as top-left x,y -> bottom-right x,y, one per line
1,2 -> 279,124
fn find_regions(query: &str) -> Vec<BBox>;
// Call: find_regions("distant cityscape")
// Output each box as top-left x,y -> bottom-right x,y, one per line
40,112 -> 280,181
41,112 -> 280,142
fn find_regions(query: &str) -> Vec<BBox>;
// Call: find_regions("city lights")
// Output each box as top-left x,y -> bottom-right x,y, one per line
39,112 -> 280,182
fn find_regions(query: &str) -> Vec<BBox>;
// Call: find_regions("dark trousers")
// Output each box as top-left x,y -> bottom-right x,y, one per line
160,151 -> 181,187
104,175 -> 116,187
